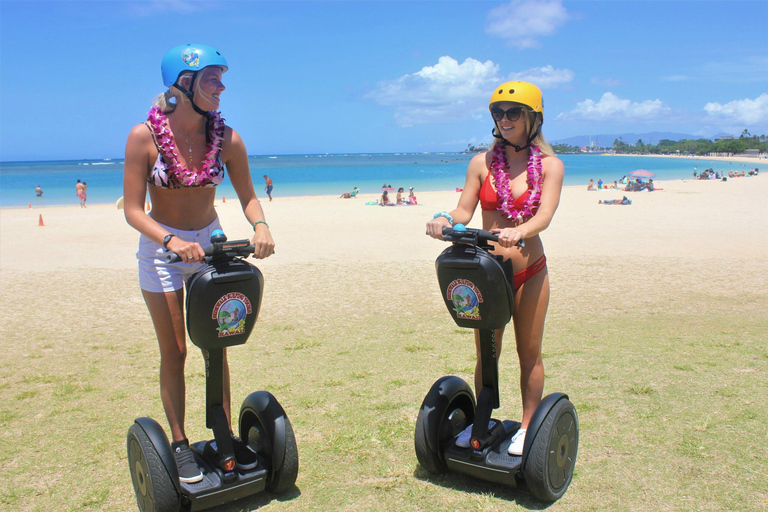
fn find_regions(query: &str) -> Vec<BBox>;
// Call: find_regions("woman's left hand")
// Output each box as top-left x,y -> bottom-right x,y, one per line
491,227 -> 524,248
251,224 -> 276,259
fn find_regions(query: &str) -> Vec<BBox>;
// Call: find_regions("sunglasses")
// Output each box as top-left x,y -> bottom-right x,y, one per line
491,106 -> 527,122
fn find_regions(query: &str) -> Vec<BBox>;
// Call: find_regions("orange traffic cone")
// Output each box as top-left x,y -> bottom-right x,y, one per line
38,214 -> 45,227
146,202 -> 151,211
28,202 -> 32,209
222,196 -> 226,203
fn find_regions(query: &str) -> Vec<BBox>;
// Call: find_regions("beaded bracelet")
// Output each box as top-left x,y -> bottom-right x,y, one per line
252,220 -> 269,231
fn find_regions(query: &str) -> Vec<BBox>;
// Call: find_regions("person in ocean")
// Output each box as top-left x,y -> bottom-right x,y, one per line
123,44 -> 275,483
35,184 -> 43,197
76,179 -> 86,207
425,81 -> 564,456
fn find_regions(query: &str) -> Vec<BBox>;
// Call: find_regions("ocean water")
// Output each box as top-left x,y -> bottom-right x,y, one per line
1,152 -> 764,208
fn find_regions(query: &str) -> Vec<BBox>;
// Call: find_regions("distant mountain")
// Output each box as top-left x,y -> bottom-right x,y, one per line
553,132 -> 700,147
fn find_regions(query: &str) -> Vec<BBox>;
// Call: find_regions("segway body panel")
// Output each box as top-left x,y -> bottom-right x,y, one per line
186,258 -> 263,350
436,243 -> 513,331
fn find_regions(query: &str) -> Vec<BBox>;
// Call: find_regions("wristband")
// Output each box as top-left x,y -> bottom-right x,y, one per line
252,220 -> 269,231
432,211 -> 453,225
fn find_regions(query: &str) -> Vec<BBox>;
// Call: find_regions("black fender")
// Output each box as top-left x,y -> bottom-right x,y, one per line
239,391 -> 288,474
521,392 -> 568,470
418,376 -> 475,455
132,416 -> 181,496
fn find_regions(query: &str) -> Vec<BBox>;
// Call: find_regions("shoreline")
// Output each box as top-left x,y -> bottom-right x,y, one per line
3,169 -> 762,210
604,153 -> 765,165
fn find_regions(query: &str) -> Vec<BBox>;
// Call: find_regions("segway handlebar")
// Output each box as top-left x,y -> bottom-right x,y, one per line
441,225 -> 524,248
165,229 -> 256,263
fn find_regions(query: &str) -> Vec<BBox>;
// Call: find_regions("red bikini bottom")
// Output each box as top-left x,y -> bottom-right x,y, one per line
513,255 -> 547,291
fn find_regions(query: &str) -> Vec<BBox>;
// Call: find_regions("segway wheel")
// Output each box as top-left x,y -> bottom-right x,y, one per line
239,391 -> 299,494
127,423 -> 180,512
414,376 -> 475,474
524,398 -> 578,502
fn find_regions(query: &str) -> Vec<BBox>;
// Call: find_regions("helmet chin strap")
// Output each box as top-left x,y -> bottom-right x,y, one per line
491,117 -> 542,152
171,71 -> 210,117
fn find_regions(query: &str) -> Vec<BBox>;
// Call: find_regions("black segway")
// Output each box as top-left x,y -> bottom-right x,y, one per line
127,230 -> 298,512
414,225 -> 578,502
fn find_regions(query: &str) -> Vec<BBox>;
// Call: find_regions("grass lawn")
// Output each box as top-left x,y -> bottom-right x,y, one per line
1,256 -> 766,511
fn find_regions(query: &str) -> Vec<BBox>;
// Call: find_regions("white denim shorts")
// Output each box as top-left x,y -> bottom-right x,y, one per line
136,217 -> 222,293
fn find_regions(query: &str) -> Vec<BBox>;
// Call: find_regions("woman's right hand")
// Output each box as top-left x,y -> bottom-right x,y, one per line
426,216 -> 451,240
166,237 -> 205,264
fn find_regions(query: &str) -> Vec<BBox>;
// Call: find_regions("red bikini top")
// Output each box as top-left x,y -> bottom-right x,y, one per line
479,173 -> 531,211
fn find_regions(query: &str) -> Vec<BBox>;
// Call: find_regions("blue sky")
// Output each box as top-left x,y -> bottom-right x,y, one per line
1,0 -> 766,161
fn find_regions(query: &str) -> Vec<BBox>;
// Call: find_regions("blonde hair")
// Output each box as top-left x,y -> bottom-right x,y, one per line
151,71 -> 196,114
490,110 -> 554,157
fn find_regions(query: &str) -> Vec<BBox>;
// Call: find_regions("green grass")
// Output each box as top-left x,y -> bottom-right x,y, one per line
1,258 -> 767,511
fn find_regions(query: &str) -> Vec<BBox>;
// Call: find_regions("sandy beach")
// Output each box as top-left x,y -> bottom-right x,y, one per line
2,174 -> 766,272
1,174 -> 767,510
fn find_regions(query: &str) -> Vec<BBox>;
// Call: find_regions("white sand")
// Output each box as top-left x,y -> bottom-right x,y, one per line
2,174 -> 766,275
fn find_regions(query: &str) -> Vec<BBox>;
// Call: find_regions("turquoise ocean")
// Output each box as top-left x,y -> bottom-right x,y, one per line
1,152 -> 764,208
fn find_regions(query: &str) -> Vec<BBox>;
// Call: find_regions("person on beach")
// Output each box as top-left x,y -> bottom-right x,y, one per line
35,184 -> 43,197
425,81 -> 564,456
587,179 -> 595,191
123,44 -> 275,483
396,187 -> 405,205
340,186 -> 359,198
409,186 -> 417,205
263,175 -> 273,201
599,196 -> 632,205
82,182 -> 88,207
76,179 -> 86,207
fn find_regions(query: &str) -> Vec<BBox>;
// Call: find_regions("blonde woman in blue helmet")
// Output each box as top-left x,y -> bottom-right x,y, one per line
426,81 -> 564,456
123,44 -> 274,483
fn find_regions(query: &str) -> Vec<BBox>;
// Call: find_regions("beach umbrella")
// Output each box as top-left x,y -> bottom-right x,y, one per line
628,169 -> 655,178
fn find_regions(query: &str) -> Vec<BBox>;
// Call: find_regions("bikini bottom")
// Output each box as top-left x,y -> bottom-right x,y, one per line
495,254 -> 547,293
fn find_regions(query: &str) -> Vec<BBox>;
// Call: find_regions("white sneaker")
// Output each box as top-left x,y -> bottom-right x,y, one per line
455,421 -> 496,448
507,428 -> 526,455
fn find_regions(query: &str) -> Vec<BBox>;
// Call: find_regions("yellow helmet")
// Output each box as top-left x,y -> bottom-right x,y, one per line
489,81 -> 543,114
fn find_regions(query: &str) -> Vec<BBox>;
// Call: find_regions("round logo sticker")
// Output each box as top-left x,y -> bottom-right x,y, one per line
181,47 -> 200,68
212,292 -> 252,337
446,279 -> 483,320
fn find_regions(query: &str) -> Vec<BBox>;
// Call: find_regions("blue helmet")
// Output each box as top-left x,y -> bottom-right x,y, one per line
161,44 -> 228,87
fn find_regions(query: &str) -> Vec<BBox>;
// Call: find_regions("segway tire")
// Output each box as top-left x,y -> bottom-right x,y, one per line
266,417 -> 298,494
524,398 -> 578,502
414,376 -> 475,474
127,423 -> 181,512
239,391 -> 299,494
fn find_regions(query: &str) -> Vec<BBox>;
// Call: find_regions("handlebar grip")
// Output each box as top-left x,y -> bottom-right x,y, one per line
164,243 -> 255,264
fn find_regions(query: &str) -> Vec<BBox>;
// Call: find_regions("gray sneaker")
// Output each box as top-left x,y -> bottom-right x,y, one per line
173,442 -> 203,483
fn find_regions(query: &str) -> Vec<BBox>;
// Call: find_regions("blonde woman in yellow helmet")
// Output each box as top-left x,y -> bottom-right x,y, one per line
426,81 -> 564,456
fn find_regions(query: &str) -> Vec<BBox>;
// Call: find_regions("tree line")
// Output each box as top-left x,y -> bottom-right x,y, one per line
552,129 -> 767,156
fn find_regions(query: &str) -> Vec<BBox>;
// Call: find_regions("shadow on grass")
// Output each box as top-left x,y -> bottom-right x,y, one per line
413,466 -> 553,510
206,485 -> 301,512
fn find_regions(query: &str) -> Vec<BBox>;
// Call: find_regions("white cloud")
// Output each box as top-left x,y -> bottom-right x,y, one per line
510,65 -> 573,88
703,94 -> 768,125
486,0 -> 569,48
366,56 -> 500,125
557,92 -> 670,122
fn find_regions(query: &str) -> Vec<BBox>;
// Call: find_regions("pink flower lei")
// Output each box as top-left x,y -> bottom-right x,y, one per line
489,142 -> 543,223
147,106 -> 225,187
